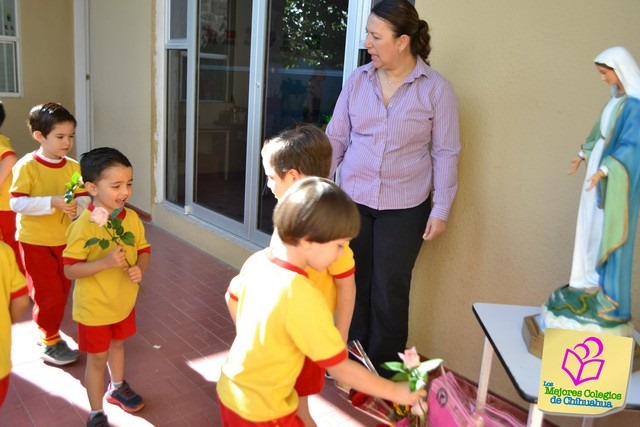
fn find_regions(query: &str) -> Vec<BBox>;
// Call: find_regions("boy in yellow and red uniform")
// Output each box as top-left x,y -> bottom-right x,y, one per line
0,101 -> 22,272
10,103 -> 89,365
228,124 -> 356,425
218,177 -> 424,426
64,147 -> 150,427
0,241 -> 29,407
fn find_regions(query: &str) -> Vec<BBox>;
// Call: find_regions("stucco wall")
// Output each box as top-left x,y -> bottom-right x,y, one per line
411,1 -> 640,424
1,0 -> 74,157
89,0 -> 153,213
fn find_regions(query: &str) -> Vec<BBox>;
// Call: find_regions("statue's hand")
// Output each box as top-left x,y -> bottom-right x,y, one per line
567,157 -> 582,175
585,170 -> 605,192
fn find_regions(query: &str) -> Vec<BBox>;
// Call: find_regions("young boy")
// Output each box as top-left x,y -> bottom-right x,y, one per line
259,124 -> 357,425
63,147 -> 150,427
218,177 -> 424,426
0,241 -> 29,408
10,102 -> 89,365
0,101 -> 22,272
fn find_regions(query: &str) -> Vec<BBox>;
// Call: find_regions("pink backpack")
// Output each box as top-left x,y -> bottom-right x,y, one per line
428,371 -> 525,426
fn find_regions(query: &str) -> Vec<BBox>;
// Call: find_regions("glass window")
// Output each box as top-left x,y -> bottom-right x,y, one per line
166,49 -> 187,206
257,0 -> 348,233
169,0 -> 188,40
0,0 -> 19,95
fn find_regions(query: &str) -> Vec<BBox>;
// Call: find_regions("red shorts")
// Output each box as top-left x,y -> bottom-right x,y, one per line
0,374 -> 9,408
294,357 -> 325,397
78,309 -> 136,353
218,398 -> 304,427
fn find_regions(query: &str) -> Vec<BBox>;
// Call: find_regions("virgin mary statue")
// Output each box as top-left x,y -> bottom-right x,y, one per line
543,47 -> 640,335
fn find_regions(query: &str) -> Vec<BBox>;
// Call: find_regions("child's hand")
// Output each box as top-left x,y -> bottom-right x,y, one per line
126,265 -> 144,284
392,382 -> 427,406
567,156 -> 582,175
105,245 -> 128,269
52,195 -> 78,218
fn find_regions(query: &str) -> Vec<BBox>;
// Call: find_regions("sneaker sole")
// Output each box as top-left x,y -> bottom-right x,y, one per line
41,354 -> 79,366
106,395 -> 145,413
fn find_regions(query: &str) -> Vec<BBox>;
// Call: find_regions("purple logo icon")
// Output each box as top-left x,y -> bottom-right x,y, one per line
561,337 -> 605,386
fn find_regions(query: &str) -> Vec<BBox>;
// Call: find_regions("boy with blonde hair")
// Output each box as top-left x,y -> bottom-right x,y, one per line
218,177 -> 424,426
251,124 -> 356,425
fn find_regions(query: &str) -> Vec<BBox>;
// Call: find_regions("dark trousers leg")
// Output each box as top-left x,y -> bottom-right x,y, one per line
349,200 -> 430,376
348,205 -> 374,350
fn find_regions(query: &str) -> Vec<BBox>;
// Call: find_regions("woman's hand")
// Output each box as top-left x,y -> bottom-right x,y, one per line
423,218 -> 447,241
568,156 -> 583,175
586,170 -> 605,192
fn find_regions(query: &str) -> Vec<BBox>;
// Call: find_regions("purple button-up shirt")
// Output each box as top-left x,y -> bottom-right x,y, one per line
327,58 -> 460,221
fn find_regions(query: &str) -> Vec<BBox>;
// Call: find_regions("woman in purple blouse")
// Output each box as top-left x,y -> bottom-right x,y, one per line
326,0 -> 460,376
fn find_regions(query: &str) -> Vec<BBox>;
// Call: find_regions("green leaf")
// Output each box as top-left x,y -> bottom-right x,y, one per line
380,361 -> 406,373
111,218 -> 122,230
389,372 -> 409,382
415,378 -> 427,390
115,226 -> 125,236
98,239 -> 110,250
84,237 -> 100,248
415,358 -> 443,377
111,208 -> 123,219
120,231 -> 135,246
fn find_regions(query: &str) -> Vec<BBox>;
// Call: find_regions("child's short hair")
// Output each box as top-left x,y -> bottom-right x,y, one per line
0,101 -> 5,128
27,102 -> 77,137
274,177 -> 360,245
262,123 -> 332,179
80,147 -> 132,184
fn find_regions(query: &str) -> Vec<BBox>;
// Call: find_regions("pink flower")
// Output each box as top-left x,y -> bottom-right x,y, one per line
398,347 -> 421,369
411,399 -> 427,417
90,207 -> 109,227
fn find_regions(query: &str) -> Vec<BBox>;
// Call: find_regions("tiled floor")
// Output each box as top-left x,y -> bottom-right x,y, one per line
0,223 -> 373,427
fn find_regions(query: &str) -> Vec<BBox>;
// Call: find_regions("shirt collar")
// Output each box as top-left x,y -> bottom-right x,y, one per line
363,56 -> 432,83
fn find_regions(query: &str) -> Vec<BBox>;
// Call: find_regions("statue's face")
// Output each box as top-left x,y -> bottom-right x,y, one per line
596,65 -> 623,92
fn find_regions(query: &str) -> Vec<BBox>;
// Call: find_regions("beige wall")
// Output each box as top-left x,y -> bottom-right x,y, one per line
90,0 -> 153,213
411,0 -> 640,424
1,0 -> 74,157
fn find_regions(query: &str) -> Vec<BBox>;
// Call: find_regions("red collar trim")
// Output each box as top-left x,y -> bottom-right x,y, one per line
267,252 -> 308,277
33,151 -> 67,168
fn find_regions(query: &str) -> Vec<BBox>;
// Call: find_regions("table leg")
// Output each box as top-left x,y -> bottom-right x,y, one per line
476,337 -> 494,409
527,404 -> 544,427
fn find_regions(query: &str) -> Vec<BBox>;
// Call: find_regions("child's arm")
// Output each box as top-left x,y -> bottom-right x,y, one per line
334,275 -> 355,342
0,153 -> 17,187
126,251 -> 150,284
326,358 -> 425,405
64,245 -> 128,280
11,195 -> 77,217
10,294 -> 29,323
225,290 -> 238,323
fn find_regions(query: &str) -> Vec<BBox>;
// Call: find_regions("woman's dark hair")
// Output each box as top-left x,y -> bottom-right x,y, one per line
372,0 -> 431,64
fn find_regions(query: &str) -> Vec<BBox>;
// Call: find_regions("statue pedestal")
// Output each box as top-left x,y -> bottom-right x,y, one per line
522,314 -> 544,358
522,314 -> 640,370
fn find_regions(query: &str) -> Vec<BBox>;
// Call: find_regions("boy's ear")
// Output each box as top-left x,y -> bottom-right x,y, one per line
288,168 -> 303,182
84,181 -> 98,197
32,131 -> 44,143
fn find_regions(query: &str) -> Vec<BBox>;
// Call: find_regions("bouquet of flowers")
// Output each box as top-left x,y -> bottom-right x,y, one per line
347,341 -> 442,427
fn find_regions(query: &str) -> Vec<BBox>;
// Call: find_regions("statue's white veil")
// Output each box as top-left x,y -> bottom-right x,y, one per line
594,46 -> 640,100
